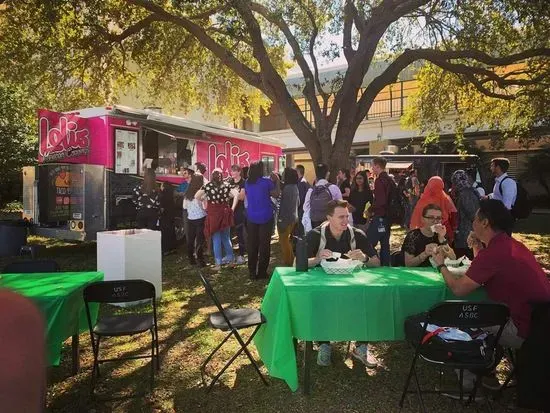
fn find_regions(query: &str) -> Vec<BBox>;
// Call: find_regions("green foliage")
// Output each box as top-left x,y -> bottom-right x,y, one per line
0,82 -> 36,205
402,63 -> 550,149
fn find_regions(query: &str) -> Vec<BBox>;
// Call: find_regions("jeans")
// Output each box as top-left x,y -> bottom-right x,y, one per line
211,227 -> 233,265
278,223 -> 296,266
187,217 -> 205,262
247,219 -> 273,279
366,216 -> 391,266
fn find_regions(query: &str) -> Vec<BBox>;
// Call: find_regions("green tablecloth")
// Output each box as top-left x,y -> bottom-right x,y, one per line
254,266 -> 486,391
0,271 -> 104,365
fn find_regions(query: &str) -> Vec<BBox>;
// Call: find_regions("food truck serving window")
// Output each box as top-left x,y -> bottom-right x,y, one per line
115,129 -> 138,174
142,129 -> 193,176
262,155 -> 275,175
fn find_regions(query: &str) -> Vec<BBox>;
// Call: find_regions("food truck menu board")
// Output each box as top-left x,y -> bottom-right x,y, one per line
38,164 -> 83,222
115,129 -> 138,174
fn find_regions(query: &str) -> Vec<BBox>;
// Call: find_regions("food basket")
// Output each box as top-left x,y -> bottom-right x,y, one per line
429,256 -> 471,276
320,258 -> 363,275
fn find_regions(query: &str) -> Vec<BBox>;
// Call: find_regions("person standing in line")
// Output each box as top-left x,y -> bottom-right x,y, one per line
302,163 -> 342,232
176,167 -> 194,193
451,170 -> 480,258
486,157 -> 517,210
183,174 -> 207,267
228,164 -> 247,265
159,182 -> 177,255
245,161 -> 281,279
133,168 -> 160,230
296,164 -> 311,236
366,157 -> 393,266
337,168 -> 352,200
348,171 -> 373,233
195,168 -> 238,271
277,167 -> 300,266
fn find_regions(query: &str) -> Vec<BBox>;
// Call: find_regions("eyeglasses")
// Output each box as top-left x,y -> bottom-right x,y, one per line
423,215 -> 442,221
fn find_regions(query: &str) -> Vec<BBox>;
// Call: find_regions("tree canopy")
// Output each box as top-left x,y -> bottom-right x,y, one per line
0,0 -> 549,171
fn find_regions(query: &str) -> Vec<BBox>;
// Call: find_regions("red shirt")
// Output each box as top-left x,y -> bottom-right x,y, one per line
370,171 -> 392,217
466,232 -> 550,338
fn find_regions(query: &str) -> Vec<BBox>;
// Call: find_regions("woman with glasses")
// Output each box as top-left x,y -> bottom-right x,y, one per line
410,175 -> 457,244
401,204 -> 456,267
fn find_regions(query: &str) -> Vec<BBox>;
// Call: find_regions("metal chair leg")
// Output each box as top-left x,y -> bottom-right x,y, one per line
399,354 -> 419,408
154,324 -> 160,371
303,341 -> 312,395
200,331 -> 233,387
234,326 -> 269,386
412,368 -> 427,413
150,330 -> 155,392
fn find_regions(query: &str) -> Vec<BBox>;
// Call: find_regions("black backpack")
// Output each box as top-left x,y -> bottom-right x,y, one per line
499,177 -> 532,219
310,183 -> 334,223
387,180 -> 404,225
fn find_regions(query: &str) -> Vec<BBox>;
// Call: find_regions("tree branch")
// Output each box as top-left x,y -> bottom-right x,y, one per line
248,2 -> 322,120
342,1 -> 355,62
124,0 -> 263,90
99,14 -> 162,43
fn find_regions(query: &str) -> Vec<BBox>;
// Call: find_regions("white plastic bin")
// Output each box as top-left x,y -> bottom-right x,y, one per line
97,229 -> 162,299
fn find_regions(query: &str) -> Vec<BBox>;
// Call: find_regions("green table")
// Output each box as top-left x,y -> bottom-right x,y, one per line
254,266 -> 486,392
0,271 -> 104,370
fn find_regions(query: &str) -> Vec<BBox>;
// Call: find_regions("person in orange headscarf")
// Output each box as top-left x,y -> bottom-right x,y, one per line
410,176 -> 458,243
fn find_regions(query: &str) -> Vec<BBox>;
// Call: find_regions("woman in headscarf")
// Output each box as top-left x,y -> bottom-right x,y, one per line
410,176 -> 458,243
195,168 -> 239,271
450,170 -> 480,258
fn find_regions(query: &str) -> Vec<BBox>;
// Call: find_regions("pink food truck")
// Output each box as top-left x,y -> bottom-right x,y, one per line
22,105 -> 284,241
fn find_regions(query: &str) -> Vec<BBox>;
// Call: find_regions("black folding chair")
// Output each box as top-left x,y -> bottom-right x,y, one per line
2,259 -> 60,273
83,280 -> 160,397
198,272 -> 269,392
399,300 -> 509,412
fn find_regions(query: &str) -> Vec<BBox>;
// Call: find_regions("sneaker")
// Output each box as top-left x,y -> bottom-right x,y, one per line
221,256 -> 234,265
212,264 -> 222,272
317,344 -> 331,367
351,344 -> 378,368
482,375 -> 502,391
235,255 -> 246,265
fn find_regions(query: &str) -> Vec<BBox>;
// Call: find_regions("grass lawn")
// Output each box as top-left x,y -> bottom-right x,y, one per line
0,219 -> 547,413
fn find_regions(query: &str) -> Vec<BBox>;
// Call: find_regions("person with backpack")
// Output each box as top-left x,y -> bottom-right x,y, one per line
306,200 -> 380,367
302,163 -> 342,233
365,157 -> 394,266
487,157 -> 531,222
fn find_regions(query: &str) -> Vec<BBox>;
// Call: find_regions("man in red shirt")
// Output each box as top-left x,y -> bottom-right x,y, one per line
366,157 -> 393,266
433,199 -> 550,348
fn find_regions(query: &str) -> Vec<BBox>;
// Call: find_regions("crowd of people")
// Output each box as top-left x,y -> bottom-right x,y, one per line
133,156 -> 550,383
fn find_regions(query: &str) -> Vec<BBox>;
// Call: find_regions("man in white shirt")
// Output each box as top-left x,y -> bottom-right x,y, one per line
302,163 -> 342,232
487,158 -> 517,210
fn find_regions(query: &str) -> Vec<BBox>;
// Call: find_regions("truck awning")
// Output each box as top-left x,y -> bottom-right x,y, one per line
386,162 -> 413,170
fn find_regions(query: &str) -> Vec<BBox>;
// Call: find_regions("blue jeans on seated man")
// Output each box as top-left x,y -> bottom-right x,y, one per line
211,227 -> 234,265
366,216 -> 391,266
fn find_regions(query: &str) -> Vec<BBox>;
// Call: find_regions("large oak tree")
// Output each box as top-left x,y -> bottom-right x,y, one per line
1,0 -> 549,171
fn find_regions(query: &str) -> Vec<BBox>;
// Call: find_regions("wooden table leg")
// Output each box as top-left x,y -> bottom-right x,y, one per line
303,341 -> 312,395
71,334 -> 80,375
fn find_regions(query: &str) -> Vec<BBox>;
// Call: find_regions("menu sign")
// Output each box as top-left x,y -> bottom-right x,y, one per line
115,129 -> 138,174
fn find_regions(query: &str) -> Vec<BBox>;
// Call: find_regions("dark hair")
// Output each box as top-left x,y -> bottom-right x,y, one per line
491,158 -> 510,173
242,166 -> 249,179
231,164 -> 241,172
315,163 -> 329,180
422,203 -> 442,217
162,181 -> 174,194
477,198 -> 514,233
195,162 -> 207,174
211,169 -> 223,185
372,157 -> 387,169
352,170 -> 368,190
296,164 -> 305,176
141,168 -> 158,195
327,199 -> 349,216
247,161 -> 263,184
283,167 -> 298,185
185,174 -> 204,200
339,168 -> 351,181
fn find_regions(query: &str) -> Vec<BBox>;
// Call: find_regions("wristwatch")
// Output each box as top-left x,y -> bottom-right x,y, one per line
436,264 -> 447,273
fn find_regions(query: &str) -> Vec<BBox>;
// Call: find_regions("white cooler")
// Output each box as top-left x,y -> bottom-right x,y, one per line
97,229 -> 162,299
